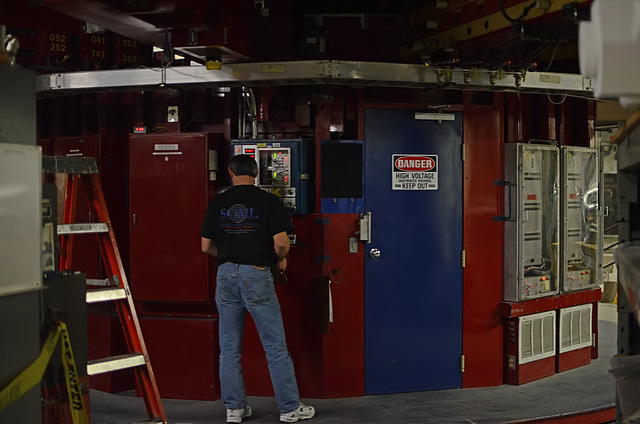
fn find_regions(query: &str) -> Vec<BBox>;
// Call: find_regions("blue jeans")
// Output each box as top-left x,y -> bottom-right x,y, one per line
216,262 -> 301,414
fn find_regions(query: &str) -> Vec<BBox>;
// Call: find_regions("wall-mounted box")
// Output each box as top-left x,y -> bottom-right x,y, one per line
232,139 -> 313,214
504,143 -> 560,302
560,146 -> 600,293
320,140 -> 364,214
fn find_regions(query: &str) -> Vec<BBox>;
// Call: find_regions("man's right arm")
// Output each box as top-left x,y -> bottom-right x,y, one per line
273,231 -> 290,271
201,237 -> 218,257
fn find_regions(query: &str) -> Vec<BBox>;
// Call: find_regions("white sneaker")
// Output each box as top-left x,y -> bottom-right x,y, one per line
280,403 -> 315,423
226,405 -> 252,423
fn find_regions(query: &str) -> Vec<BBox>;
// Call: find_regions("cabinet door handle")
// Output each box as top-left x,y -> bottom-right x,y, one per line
494,179 -> 513,221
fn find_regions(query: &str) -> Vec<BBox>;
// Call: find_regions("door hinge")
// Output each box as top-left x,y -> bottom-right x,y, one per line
461,355 -> 465,373
461,144 -> 465,162
461,249 -> 466,268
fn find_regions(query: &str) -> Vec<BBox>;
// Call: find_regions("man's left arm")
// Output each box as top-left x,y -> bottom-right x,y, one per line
201,237 -> 218,257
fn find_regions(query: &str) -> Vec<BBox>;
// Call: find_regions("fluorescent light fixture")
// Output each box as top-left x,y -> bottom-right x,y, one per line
414,112 -> 455,121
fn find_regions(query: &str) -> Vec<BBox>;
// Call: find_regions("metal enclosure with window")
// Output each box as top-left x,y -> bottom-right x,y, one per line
504,143 -> 560,302
560,146 -> 600,293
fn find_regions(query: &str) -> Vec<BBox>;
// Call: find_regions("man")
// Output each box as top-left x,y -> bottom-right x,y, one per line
201,154 -> 315,424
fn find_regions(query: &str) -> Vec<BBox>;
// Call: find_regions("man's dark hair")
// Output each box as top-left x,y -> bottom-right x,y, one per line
229,154 -> 258,177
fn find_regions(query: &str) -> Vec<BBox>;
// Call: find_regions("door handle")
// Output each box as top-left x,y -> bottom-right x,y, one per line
494,179 -> 513,221
369,248 -> 381,259
359,212 -> 371,243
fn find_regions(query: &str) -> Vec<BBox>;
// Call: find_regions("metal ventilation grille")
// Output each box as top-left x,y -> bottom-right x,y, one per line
519,311 -> 556,364
559,304 -> 593,353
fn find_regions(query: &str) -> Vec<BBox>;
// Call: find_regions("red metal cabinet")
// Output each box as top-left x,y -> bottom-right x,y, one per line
129,133 -> 219,303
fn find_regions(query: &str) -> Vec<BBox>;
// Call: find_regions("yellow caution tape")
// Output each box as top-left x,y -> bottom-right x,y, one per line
59,322 -> 89,424
0,323 -> 61,412
0,322 -> 88,424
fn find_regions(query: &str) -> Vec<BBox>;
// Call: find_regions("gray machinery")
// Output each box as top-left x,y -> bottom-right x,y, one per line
560,146 -> 600,293
503,143 -> 560,302
0,65 -> 41,424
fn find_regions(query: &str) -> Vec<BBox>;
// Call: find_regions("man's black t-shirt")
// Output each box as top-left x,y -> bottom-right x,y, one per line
201,185 -> 294,266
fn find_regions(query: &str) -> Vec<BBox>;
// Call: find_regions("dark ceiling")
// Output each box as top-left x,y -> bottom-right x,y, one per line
0,0 -> 590,74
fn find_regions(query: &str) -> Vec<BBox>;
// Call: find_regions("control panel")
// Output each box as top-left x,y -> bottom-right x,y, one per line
232,139 -> 312,214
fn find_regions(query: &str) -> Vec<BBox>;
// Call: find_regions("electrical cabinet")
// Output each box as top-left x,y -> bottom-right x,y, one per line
129,133 -> 220,302
320,140 -> 364,214
231,139 -> 313,214
504,143 -> 560,302
0,143 -> 41,424
560,147 -> 600,293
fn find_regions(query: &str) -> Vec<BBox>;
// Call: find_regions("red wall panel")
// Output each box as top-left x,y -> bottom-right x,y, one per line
242,214 -> 324,397
557,347 -> 592,373
242,214 -> 365,398
462,92 -> 505,387
139,316 -> 220,400
320,214 -> 365,397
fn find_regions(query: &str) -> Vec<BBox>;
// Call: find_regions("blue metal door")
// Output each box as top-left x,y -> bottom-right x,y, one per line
364,109 -> 463,394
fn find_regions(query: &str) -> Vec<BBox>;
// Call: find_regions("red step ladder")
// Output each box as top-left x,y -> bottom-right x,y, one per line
44,156 -> 167,424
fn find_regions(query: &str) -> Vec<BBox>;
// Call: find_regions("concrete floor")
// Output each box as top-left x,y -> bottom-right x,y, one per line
89,303 -> 618,424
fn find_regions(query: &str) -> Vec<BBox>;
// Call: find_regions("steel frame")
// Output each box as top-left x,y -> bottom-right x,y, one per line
36,60 -> 593,96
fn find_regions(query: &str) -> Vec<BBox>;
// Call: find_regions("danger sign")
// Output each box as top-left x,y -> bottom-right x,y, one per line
392,154 -> 438,190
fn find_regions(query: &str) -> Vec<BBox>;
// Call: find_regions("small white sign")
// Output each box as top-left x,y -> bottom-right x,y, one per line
392,154 -> 438,190
154,144 -> 179,151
